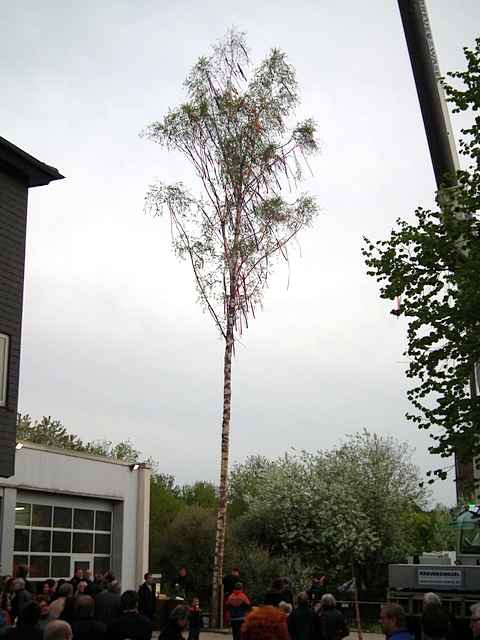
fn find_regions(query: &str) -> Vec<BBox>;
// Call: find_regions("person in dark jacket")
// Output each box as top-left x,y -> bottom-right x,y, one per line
159,605 -> 189,640
264,580 -> 281,608
6,601 -> 42,640
223,569 -> 241,599
95,581 -> 121,627
226,583 -> 251,640
36,595 -> 51,633
60,591 -> 77,626
471,603 -> 480,639
138,574 -> 156,620
223,568 -> 241,626
420,593 -> 451,640
173,568 -> 192,600
315,594 -> 348,640
71,595 -> 106,640
70,569 -> 83,592
10,580 -> 32,623
14,567 -> 33,595
288,592 -> 317,640
264,579 -> 289,608
87,574 -> 105,598
307,574 -> 327,607
379,604 -> 414,640
107,590 -> 152,640
188,598 -> 203,640
279,578 -> 294,605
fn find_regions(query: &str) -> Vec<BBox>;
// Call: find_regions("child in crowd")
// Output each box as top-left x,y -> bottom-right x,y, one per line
279,601 -> 293,617
188,597 -> 203,640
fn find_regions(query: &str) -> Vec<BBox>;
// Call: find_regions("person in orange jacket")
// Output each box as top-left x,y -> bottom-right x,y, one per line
226,583 -> 251,640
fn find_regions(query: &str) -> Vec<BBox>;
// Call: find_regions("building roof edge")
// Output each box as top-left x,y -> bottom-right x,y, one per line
0,136 -> 64,187
18,442 -> 137,467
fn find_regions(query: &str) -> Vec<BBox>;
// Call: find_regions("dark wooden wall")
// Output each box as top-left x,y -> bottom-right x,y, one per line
0,169 -> 28,477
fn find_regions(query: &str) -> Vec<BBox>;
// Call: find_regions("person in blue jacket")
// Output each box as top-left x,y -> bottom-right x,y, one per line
379,604 -> 414,640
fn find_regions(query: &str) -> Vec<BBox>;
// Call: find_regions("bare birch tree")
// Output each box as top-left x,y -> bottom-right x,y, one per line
144,30 -> 318,623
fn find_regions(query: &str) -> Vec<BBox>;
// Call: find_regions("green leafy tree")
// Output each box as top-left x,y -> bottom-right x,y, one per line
405,505 -> 456,554
235,432 -> 426,587
317,431 -> 427,586
228,455 -> 273,518
181,481 -> 218,509
363,39 -> 480,485
83,439 -> 142,463
17,414 -> 142,463
240,453 -> 379,580
150,473 -> 185,573
224,542 -> 290,605
144,30 -> 319,620
17,414 -> 84,450
153,505 -> 217,601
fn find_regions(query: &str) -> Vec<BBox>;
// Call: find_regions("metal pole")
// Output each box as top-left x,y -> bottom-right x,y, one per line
397,0 -> 459,188
397,0 -> 476,502
351,564 -> 363,640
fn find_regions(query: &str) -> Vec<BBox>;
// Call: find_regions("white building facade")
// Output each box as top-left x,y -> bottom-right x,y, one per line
0,443 -> 150,590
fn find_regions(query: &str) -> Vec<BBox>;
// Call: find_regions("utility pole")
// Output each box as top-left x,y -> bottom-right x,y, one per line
397,0 -> 477,502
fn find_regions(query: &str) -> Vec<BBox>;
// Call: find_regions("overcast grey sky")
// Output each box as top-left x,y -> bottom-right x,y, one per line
2,1 -> 479,505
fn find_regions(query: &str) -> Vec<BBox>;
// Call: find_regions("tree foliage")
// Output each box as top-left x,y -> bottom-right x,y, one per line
151,505 -> 217,601
404,505 -> 456,554
228,455 -> 274,517
233,432 -> 427,586
144,31 -> 318,339
363,39 -> 480,479
17,414 -> 141,462
143,29 -> 319,618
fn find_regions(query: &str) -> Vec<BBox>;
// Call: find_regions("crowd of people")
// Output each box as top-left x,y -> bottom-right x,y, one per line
0,567 -> 157,639
224,581 -> 347,640
2,563 -> 480,640
220,568 -> 480,640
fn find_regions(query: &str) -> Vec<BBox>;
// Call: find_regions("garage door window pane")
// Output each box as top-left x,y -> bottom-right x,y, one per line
14,529 -> 29,552
15,504 -> 31,527
31,530 -> 51,553
53,531 -> 72,553
94,534 -> 111,555
29,556 -> 50,578
73,532 -> 93,553
13,556 -> 28,576
74,509 -> 94,531
54,507 -> 72,529
51,556 -> 70,578
95,511 -> 111,532
94,556 -> 110,574
32,505 -> 52,528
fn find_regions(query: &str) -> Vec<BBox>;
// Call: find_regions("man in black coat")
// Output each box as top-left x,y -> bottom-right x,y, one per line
288,592 -> 316,640
6,601 -> 42,640
71,595 -> 106,640
159,605 -> 189,640
138,573 -> 156,620
10,579 -> 32,622
173,567 -> 192,599
223,568 -> 241,598
95,581 -> 121,627
107,590 -> 152,640
69,568 -> 83,591
307,573 -> 327,606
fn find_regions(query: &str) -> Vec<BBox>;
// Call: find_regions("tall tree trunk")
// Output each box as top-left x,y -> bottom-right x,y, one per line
211,322 -> 234,627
